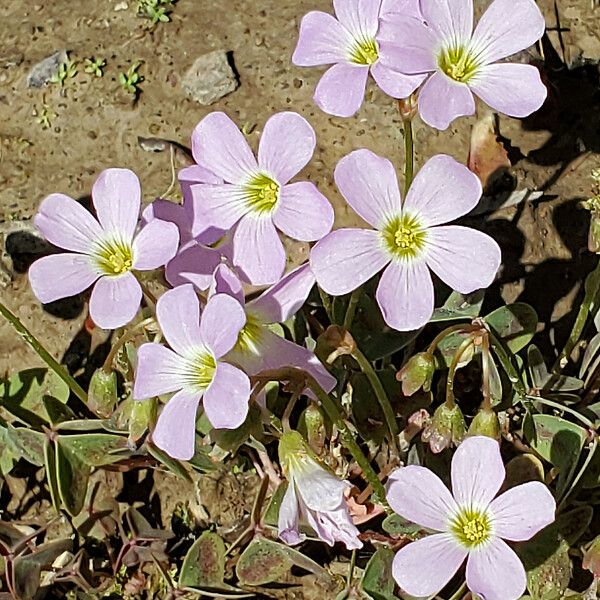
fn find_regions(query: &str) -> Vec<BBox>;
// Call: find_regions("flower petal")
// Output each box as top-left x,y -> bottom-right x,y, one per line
89,273 -> 141,329
393,534 -> 468,598
420,0 -> 473,43
418,72 -> 475,130
233,215 -> 286,285
92,168 -> 141,241
376,260 -> 434,331
200,293 -> 246,358
466,537 -> 527,600
258,112 -> 316,184
203,361 -> 250,429
190,183 -> 249,230
489,481 -> 556,541
305,504 -> 363,549
387,465 -> 459,531
296,464 -> 349,512
273,182 -> 334,241
451,436 -> 505,510
314,63 -> 369,118
152,389 -> 200,460
132,219 -> 179,271
156,284 -> 204,356
404,154 -> 483,226
142,200 -> 191,244
471,0 -> 545,64
34,193 -> 103,253
29,254 -> 98,304
380,0 -> 422,20
334,149 -> 402,229
310,228 -> 389,295
370,60 -> 427,98
191,112 -> 258,183
247,263 -> 315,324
278,483 -> 304,545
133,343 -> 187,398
425,225 -> 501,294
292,10 -> 353,67
209,263 -> 245,305
165,243 -> 224,291
469,63 -> 547,118
333,0 -> 381,39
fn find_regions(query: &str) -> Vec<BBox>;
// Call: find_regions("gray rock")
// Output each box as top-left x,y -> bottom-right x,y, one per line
27,50 -> 68,88
182,50 -> 238,105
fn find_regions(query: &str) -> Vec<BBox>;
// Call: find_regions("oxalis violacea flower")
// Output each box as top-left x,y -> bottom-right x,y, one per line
190,111 -> 334,286
387,436 -> 556,600
310,151 -> 501,331
278,431 -> 362,550
29,169 -> 179,329
133,284 -> 251,460
379,0 -> 547,129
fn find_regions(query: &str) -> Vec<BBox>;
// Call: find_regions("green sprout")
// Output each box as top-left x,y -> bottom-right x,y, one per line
84,57 -> 106,77
50,56 -> 78,86
119,61 -> 144,96
136,0 -> 175,24
35,103 -> 56,129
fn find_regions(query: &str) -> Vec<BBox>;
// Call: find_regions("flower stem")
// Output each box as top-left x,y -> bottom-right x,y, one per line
488,329 -> 528,397
426,324 -> 471,358
445,336 -> 474,408
403,117 -> 414,198
0,299 -> 88,404
351,347 -> 399,442
343,287 -> 362,331
102,317 -> 155,373
480,332 -> 492,411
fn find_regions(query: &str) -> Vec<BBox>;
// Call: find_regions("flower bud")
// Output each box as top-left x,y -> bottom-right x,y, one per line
299,404 -> 327,456
315,325 -> 356,365
396,352 -> 435,396
584,535 -> 600,578
422,404 -> 466,454
88,368 -> 118,418
398,93 -> 418,121
130,398 -> 157,443
467,408 -> 501,441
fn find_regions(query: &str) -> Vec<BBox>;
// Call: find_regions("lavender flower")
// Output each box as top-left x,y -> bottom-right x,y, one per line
310,151 -> 501,331
292,0 -> 425,117
29,169 -> 179,329
380,0 -> 547,129
191,111 -> 334,285
278,431 -> 362,550
133,284 -> 251,460
387,436 -> 556,600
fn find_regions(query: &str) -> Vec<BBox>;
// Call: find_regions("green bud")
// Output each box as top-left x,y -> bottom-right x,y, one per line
423,403 -> 466,454
130,398 -> 157,442
315,325 -> 356,365
467,408 -> 501,440
88,368 -> 118,418
396,352 -> 435,396
299,404 -> 327,456
278,431 -> 312,472
583,534 -> 600,578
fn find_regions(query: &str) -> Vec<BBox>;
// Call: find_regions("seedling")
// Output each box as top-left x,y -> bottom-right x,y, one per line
136,0 -> 175,24
84,57 -> 106,77
119,61 -> 144,96
35,103 -> 56,129
50,56 -> 78,86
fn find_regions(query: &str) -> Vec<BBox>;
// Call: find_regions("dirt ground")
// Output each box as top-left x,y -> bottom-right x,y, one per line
1,0 -> 600,373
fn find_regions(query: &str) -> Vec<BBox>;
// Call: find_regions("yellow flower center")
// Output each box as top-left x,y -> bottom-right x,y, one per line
381,214 -> 427,259
183,350 -> 216,390
438,45 -> 479,83
450,509 -> 491,548
95,239 -> 134,276
236,314 -> 264,354
246,173 -> 280,214
350,37 -> 379,65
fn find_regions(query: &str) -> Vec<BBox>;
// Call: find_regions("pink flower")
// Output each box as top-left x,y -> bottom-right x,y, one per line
310,151 -> 501,331
380,0 -> 547,129
292,0 -> 424,117
29,169 -> 179,329
190,112 -> 334,285
132,284 -> 251,460
387,436 -> 556,600
278,431 -> 362,550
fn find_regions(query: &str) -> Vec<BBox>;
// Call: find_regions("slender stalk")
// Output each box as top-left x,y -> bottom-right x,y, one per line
346,549 -> 357,588
0,300 -> 88,403
102,317 -> 155,373
136,277 -> 158,307
351,347 -> 399,440
446,581 -> 468,600
488,330 -> 528,397
426,324 -> 471,358
343,287 -> 362,331
480,332 -> 492,411
445,337 -> 474,408
403,118 -> 414,198
557,436 -> 598,511
525,395 -> 595,429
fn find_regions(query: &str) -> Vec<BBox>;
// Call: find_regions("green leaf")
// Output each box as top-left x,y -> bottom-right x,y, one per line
180,531 -> 226,587
236,538 -> 293,586
430,290 -> 484,323
58,433 -> 129,466
44,439 -> 61,512
381,514 -> 424,540
6,425 -> 45,466
361,547 -> 398,600
42,394 -> 76,425
556,506 -> 593,545
55,438 -> 90,516
485,303 -> 538,352
210,405 -> 262,453
146,441 -> 192,482
263,482 -> 288,527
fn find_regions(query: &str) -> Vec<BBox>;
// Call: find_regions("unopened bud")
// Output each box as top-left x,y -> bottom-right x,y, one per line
467,408 -> 501,440
396,352 -> 435,396
316,325 -> 356,364
398,93 -> 418,121
131,398 -> 157,443
422,404 -> 466,454
398,409 -> 430,452
583,535 -> 600,578
300,404 -> 327,456
88,369 -> 118,418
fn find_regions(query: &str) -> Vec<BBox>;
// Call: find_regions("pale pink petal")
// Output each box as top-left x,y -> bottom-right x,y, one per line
404,154 -> 482,226
34,193 -> 102,253
333,0 -> 380,39
393,534 -> 468,598
451,436 -> 504,509
419,72 -> 475,130
165,243 -> 224,291
425,225 -> 501,293
152,389 -> 200,460
258,113 -> 316,184
92,168 -> 141,241
278,483 -> 304,545
296,466 -> 349,511
370,61 -> 427,98
179,164 -> 223,188
156,284 -> 203,356
200,294 -> 246,358
191,112 -> 258,183
29,254 -> 98,304
420,0 -> 473,42
489,481 -> 555,541
469,63 -> 547,118
387,465 -> 458,531
247,263 -> 315,324
310,228 -> 389,295
190,183 -> 249,230
133,343 -> 187,399
471,0 -> 545,64
304,504 -> 362,549
233,215 -> 286,285
273,182 -> 334,241
466,537 -> 527,600
203,361 -> 250,429
89,273 -> 141,329
380,0 -> 422,19
314,63 -> 369,118
209,263 -> 245,305
376,260 -> 434,331
132,219 -> 179,271
334,149 -> 402,228
142,200 -> 191,244
292,11 -> 353,67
